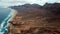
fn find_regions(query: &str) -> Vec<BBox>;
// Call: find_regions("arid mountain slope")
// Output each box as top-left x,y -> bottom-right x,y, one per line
8,3 -> 60,34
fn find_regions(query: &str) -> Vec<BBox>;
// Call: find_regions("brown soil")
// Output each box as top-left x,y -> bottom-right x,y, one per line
8,9 -> 60,34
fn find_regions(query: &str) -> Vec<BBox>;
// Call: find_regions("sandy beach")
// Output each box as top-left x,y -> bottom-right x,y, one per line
9,9 -> 17,21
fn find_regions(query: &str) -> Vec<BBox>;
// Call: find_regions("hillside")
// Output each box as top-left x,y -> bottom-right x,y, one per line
8,3 -> 60,34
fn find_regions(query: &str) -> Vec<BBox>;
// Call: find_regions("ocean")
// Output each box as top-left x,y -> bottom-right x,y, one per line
0,7 -> 14,34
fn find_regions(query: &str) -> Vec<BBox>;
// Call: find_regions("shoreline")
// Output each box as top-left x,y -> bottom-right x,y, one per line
9,9 -> 17,22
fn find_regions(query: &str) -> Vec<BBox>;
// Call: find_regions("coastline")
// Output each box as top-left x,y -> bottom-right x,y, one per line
9,9 -> 17,21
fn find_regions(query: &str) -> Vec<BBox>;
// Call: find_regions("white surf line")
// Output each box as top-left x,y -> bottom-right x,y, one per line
0,8 -> 17,33
0,8 -> 13,34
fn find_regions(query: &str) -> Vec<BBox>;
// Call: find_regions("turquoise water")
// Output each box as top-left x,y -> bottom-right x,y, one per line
0,7 -> 14,34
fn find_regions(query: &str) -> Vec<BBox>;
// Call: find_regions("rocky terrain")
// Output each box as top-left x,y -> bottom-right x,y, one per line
8,3 -> 60,34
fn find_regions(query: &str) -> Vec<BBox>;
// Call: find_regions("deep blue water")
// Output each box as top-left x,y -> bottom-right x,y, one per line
0,7 -> 14,34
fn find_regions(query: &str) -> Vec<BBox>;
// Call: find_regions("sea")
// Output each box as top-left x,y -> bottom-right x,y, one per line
0,7 -> 14,34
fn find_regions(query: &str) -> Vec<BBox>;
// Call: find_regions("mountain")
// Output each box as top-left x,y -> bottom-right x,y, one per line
8,3 -> 60,34
9,4 -> 42,13
43,3 -> 60,15
9,3 -> 60,18
10,3 -> 60,14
